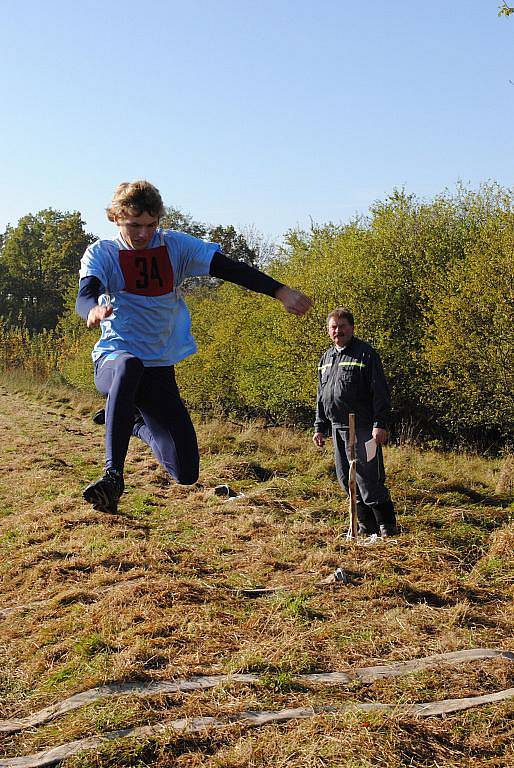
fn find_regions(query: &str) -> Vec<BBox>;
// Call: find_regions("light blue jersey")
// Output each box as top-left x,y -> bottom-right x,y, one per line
79,229 -> 219,366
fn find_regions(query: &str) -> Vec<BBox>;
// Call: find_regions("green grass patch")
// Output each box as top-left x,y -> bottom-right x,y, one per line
74,633 -> 116,659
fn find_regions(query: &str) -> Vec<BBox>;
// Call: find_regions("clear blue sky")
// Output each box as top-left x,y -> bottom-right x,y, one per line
1,0 -> 513,243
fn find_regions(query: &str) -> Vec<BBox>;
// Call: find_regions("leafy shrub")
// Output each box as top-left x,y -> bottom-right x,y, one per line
3,183 -> 513,448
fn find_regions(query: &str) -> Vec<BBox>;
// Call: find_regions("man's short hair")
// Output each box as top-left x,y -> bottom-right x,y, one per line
106,180 -> 165,222
326,307 -> 355,326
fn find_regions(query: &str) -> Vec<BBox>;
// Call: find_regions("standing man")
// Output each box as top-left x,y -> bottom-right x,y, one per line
313,308 -> 397,537
76,180 -> 312,513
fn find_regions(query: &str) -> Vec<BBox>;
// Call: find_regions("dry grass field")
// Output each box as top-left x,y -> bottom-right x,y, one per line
0,373 -> 512,768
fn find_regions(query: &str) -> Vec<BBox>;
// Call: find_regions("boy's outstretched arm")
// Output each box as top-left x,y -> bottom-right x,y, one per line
209,252 -> 312,316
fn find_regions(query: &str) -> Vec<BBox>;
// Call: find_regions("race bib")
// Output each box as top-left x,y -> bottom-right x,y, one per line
119,245 -> 174,296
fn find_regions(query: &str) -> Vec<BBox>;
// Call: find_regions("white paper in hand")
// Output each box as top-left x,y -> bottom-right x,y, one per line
365,437 -> 377,462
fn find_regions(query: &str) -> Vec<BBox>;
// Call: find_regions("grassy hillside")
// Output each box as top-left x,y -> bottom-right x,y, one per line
0,373 -> 512,768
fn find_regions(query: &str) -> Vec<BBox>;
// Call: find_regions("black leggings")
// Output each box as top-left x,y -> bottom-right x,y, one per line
94,352 -> 199,484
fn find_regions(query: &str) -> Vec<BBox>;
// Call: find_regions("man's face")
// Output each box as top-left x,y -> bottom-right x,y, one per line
116,211 -> 159,250
328,316 -> 354,347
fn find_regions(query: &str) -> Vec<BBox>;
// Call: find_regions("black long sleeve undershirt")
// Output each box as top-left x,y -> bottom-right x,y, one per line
75,276 -> 103,320
208,251 -> 283,296
75,252 -> 284,320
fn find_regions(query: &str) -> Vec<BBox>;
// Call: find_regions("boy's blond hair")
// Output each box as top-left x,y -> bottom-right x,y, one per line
106,180 -> 165,222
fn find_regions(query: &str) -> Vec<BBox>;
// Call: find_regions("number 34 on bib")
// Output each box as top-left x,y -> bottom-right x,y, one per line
118,245 -> 174,296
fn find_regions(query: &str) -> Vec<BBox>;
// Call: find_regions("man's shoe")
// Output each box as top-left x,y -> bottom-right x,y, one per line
372,500 -> 396,536
379,523 -> 397,538
83,469 -> 124,514
356,503 -> 379,536
358,523 -> 375,535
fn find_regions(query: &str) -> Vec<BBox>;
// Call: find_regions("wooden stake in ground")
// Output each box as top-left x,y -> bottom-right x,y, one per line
346,412 -> 358,541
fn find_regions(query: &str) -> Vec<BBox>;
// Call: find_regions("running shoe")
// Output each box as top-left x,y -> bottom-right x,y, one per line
83,469 -> 124,514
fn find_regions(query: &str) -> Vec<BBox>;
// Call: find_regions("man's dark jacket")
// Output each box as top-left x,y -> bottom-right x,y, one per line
314,336 -> 391,434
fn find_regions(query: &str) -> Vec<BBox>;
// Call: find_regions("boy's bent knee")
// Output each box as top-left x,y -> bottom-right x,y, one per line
164,464 -> 199,485
176,468 -> 199,485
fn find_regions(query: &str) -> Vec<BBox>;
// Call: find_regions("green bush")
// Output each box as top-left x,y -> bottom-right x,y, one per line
59,330 -> 97,391
422,208 -> 514,441
4,183 -> 513,447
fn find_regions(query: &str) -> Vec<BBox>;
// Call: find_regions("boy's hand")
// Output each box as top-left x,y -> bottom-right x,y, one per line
87,305 -> 113,328
275,286 -> 313,316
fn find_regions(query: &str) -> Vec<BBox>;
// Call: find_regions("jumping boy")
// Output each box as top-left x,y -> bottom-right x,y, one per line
76,180 -> 312,513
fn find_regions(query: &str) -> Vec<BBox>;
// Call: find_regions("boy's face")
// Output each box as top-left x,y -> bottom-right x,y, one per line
116,210 -> 159,249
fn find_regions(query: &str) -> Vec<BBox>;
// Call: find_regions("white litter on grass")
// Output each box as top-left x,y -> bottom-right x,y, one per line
358,534 -> 398,547
213,484 -> 245,501
334,567 -> 350,583
321,567 -> 350,585
225,492 -> 245,502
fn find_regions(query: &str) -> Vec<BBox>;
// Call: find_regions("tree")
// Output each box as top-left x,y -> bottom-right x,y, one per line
0,209 -> 95,331
240,225 -> 278,268
159,207 -> 206,239
160,206 -> 259,265
498,3 -> 514,17
159,206 -> 260,292
422,210 -> 514,442
0,261 -> 11,322
206,224 -> 258,266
